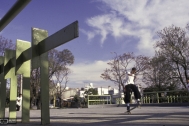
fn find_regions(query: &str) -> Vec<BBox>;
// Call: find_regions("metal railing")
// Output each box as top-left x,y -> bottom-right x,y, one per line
115,97 -> 123,104
86,90 -> 189,106
87,95 -> 111,106
142,90 -> 189,104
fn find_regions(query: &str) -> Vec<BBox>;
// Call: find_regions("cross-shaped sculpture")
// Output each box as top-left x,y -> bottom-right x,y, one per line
0,21 -> 78,125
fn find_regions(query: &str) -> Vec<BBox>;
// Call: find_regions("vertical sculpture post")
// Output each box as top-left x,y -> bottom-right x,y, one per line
32,28 -> 49,125
0,56 -> 6,118
0,21 -> 78,125
4,49 -> 17,119
16,40 -> 31,122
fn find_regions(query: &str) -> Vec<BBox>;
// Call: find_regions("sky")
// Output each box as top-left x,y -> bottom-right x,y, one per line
0,0 -> 189,89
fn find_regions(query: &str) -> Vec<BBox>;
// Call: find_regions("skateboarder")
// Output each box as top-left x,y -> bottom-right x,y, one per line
124,67 -> 141,113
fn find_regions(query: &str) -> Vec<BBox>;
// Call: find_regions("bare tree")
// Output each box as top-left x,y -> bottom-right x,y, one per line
0,35 -> 15,56
30,68 -> 41,108
155,25 -> 189,89
30,49 -> 74,109
0,36 -> 15,104
101,52 -> 149,91
52,67 -> 71,107
142,51 -> 179,91
0,35 -> 15,89
49,49 -> 74,78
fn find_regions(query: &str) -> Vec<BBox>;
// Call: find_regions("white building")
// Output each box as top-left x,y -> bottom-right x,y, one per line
61,88 -> 77,101
108,87 -> 119,95
84,83 -> 94,90
96,87 -> 109,95
77,83 -> 142,104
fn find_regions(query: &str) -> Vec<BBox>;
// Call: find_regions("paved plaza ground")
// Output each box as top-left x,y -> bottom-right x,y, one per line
3,106 -> 189,126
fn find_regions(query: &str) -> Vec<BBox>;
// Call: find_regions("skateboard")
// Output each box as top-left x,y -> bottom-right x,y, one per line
125,103 -> 141,114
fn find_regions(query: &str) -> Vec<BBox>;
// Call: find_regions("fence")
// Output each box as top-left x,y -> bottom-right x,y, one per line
142,90 -> 189,104
87,90 -> 189,106
87,95 -> 111,106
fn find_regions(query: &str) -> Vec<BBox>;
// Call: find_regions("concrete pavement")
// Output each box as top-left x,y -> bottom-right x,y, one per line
3,106 -> 189,126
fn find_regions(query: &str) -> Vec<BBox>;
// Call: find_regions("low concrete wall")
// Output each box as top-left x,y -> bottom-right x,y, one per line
140,103 -> 189,107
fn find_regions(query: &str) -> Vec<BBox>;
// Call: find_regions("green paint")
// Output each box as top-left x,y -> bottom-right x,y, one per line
0,21 -> 78,124
32,28 -> 50,125
0,56 -> 6,118
16,40 -> 31,123
22,77 -> 30,122
37,21 -> 78,55
40,52 -> 49,125
4,49 -> 17,119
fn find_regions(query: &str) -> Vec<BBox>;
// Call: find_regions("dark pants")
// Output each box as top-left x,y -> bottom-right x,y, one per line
16,105 -> 20,111
124,84 -> 141,104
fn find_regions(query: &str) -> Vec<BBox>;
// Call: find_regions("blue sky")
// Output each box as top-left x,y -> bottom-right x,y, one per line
0,0 -> 189,89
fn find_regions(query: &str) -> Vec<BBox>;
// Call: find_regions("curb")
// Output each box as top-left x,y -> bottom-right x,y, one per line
88,103 -> 189,108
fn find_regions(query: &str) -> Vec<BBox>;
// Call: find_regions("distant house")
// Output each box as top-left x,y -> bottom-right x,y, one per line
95,87 -> 109,95
61,87 -> 77,101
62,83 -> 142,105
78,83 -> 120,96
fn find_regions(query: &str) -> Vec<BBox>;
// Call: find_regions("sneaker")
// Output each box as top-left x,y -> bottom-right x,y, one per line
137,100 -> 141,108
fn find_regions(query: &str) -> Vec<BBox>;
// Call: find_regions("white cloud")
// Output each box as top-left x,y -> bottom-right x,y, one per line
80,28 -> 95,41
68,60 -> 114,88
70,61 -> 108,84
67,59 -> 146,88
51,60 -> 113,88
84,0 -> 189,55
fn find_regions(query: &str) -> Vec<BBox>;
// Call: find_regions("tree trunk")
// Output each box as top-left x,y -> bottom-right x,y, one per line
53,95 -> 56,107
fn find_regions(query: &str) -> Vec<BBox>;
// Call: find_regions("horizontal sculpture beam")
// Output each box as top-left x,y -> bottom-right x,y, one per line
0,0 -> 31,31
16,20 -> 78,67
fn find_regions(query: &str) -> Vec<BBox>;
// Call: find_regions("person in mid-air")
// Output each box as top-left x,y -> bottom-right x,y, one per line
124,67 -> 141,113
